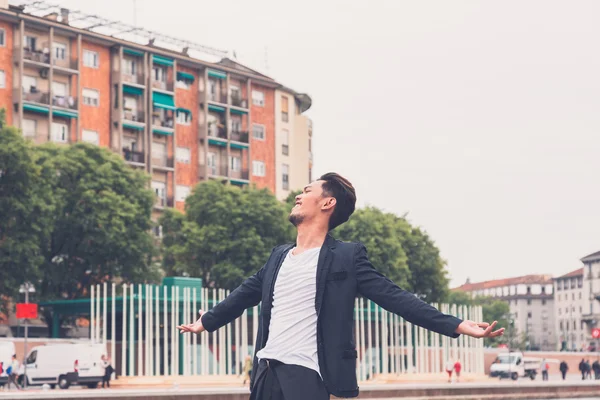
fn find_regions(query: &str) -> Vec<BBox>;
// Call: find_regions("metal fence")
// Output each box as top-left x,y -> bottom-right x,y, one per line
89,283 -> 484,379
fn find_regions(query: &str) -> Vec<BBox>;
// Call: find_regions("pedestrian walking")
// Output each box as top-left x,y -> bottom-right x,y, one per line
100,355 -> 113,388
579,358 -> 586,380
454,360 -> 462,382
445,360 -> 454,383
177,173 -> 504,400
7,355 -> 20,390
541,359 -> 549,381
592,360 -> 600,380
242,355 -> 253,386
559,360 -> 568,380
585,360 -> 592,380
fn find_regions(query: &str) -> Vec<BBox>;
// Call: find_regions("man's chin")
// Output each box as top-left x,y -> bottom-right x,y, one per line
288,212 -> 304,227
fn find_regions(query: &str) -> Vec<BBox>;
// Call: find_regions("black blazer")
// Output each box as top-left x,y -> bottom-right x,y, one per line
201,235 -> 462,398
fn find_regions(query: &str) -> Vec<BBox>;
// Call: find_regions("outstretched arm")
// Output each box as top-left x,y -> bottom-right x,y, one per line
178,266 -> 264,334
355,244 -> 504,339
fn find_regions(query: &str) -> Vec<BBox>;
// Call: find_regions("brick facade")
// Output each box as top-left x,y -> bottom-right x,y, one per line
250,83 -> 276,193
79,41 -> 110,147
0,21 -> 13,125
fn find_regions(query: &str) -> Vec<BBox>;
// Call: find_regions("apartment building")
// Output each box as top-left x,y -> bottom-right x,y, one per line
453,274 -> 556,350
275,88 -> 313,200
554,251 -> 600,351
0,1 -> 312,216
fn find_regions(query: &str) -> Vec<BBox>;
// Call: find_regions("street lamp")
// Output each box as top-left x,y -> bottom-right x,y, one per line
19,282 -> 35,390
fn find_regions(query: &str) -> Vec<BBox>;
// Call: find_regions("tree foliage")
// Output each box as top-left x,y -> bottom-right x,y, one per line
160,181 -> 293,289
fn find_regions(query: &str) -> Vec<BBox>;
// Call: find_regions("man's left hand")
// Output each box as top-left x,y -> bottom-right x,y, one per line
455,320 -> 505,338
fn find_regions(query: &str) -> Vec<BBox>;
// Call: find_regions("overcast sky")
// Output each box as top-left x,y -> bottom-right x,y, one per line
51,0 -> 600,287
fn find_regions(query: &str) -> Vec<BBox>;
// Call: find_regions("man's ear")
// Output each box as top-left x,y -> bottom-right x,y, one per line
322,197 -> 336,211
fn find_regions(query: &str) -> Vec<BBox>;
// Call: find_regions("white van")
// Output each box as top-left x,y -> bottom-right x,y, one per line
489,351 -> 539,380
0,341 -> 16,386
19,343 -> 107,389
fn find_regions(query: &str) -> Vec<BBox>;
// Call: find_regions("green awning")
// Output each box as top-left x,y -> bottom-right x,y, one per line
230,108 -> 248,115
153,55 -> 174,67
124,48 -> 144,57
152,92 -> 175,110
177,107 -> 191,114
208,138 -> 227,147
230,142 -> 249,150
153,128 -> 173,136
53,109 -> 78,119
177,71 -> 195,82
23,103 -> 49,115
208,104 -> 225,113
123,84 -> 143,96
123,122 -> 145,131
230,179 -> 248,186
208,69 -> 226,79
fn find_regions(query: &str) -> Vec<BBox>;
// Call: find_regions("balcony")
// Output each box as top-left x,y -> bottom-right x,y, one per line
208,92 -> 227,104
123,148 -> 145,164
152,80 -> 174,92
123,73 -> 145,86
152,116 -> 174,129
53,58 -> 78,71
230,130 -> 249,144
21,89 -> 50,105
231,168 -> 250,181
153,156 -> 174,170
23,48 -> 50,64
231,94 -> 248,109
208,164 -> 228,177
123,110 -> 145,123
208,127 -> 227,140
52,95 -> 77,110
155,196 -> 174,209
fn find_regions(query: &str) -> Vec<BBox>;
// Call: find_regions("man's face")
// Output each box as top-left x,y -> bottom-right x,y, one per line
289,180 -> 329,226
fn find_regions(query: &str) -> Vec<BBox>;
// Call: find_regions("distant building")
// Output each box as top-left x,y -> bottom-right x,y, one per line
453,274 -> 555,350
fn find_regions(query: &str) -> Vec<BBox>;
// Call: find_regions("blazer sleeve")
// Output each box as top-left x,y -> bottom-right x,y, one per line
355,243 -> 462,338
201,263 -> 266,333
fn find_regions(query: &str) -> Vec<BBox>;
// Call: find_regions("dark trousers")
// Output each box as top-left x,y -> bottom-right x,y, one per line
561,370 -> 567,380
250,359 -> 328,400
542,371 -> 548,381
102,373 -> 111,388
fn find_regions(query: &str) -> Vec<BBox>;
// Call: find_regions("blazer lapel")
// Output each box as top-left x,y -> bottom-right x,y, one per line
315,234 -> 336,316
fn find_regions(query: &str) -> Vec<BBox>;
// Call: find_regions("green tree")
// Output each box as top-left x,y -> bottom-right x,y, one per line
161,181 -> 292,289
335,207 -> 411,289
0,118 -> 50,311
34,143 -> 158,332
401,225 -> 450,303
446,290 -> 474,306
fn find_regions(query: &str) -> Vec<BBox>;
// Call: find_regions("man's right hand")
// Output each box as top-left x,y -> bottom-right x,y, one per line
177,310 -> 206,334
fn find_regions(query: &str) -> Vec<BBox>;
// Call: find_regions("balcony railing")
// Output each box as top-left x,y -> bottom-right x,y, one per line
21,90 -> 50,105
208,165 -> 228,177
208,126 -> 227,140
208,92 -> 227,104
52,96 -> 77,110
123,148 -> 145,163
156,196 -> 174,208
123,110 -> 145,123
152,80 -> 174,92
53,58 -> 78,70
23,48 -> 50,64
152,116 -> 174,129
231,95 -> 248,108
123,73 -> 145,85
153,156 -> 174,169
230,130 -> 249,144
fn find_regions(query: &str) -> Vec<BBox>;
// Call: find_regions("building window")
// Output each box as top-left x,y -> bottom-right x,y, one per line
0,29 -> 5,46
53,42 -> 66,60
231,116 -> 242,133
176,110 -> 191,125
175,147 -> 191,164
152,225 -> 163,238
252,124 -> 265,140
151,181 -> 166,206
558,308 -> 561,315
123,58 -> 137,76
252,90 -> 264,106
82,129 -> 99,145
207,152 -> 216,175
24,35 -> 36,51
52,81 -> 67,98
83,50 -> 99,68
281,95 -> 289,122
153,66 -> 166,82
229,156 -> 241,172
282,164 -> 289,190
82,88 -> 100,107
578,278 -> 583,288
0,70 -> 5,89
252,161 -> 265,177
559,321 -> 563,331
542,299 -> 546,305
527,312 -> 532,318
51,122 -> 68,143
176,185 -> 191,202
527,299 -> 531,305
22,119 -> 36,137
572,293 -> 575,301
580,306 -> 582,313
557,280 -> 562,291
579,292 -> 582,299
281,129 -> 289,155
22,75 -> 37,92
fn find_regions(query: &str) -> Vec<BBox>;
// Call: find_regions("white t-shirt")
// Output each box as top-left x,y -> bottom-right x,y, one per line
256,247 -> 321,376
